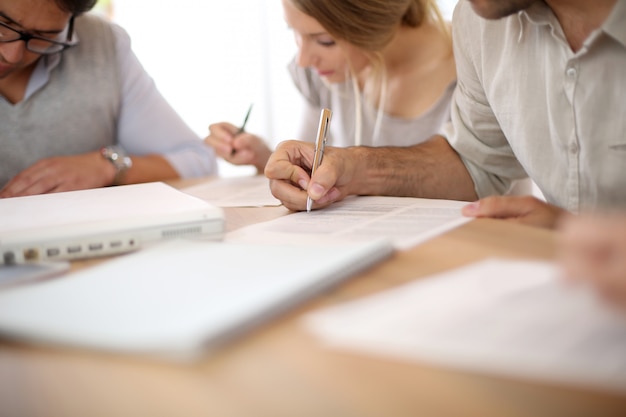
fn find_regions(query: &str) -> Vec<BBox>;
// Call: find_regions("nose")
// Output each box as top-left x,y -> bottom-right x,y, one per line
0,41 -> 26,64
296,38 -> 316,68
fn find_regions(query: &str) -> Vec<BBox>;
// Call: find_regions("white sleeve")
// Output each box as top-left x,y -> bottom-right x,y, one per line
113,24 -> 217,177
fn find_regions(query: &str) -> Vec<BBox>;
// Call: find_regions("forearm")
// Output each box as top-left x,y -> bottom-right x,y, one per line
348,136 -> 478,201
119,154 -> 180,185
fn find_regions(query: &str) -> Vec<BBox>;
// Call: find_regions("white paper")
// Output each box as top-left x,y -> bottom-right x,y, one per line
305,259 -> 626,393
226,196 -> 470,250
181,175 -> 281,207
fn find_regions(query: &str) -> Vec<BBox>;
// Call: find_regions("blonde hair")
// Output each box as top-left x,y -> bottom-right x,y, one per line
290,0 -> 450,145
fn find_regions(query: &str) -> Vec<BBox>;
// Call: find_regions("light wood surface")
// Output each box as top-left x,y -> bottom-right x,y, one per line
0,179 -> 624,417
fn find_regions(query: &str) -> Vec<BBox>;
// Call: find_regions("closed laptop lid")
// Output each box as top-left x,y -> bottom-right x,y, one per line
0,182 -> 224,264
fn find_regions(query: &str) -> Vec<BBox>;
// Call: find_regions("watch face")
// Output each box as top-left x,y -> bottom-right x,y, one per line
101,146 -> 132,185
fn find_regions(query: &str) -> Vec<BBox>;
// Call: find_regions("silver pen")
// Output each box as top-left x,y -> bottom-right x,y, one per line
307,108 -> 332,212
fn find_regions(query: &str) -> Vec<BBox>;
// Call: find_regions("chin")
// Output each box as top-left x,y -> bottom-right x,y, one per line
320,73 -> 344,84
468,0 -> 537,20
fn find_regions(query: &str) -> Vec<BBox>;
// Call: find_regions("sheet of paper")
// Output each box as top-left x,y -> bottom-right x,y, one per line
304,259 -> 626,393
181,175 -> 281,207
226,196 -> 471,250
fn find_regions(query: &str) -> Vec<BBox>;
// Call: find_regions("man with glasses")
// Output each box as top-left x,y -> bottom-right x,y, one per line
0,0 -> 217,197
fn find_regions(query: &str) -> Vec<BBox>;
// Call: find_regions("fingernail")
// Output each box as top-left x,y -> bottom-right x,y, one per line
309,183 -> 325,199
298,179 -> 308,190
326,188 -> 341,202
463,201 -> 480,215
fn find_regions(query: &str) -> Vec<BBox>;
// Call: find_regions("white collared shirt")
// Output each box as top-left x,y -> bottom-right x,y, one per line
449,0 -> 626,211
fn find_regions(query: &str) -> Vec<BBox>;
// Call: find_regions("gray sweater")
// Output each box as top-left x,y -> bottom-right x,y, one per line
0,14 -> 120,187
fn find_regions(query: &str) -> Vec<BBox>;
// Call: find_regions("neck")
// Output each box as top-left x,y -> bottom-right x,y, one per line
380,21 -> 451,74
0,67 -> 35,104
545,0 -> 617,51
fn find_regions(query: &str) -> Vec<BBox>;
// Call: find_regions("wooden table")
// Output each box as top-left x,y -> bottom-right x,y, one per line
0,187 -> 624,417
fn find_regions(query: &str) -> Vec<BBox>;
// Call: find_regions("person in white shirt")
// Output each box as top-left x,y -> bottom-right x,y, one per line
0,0 -> 217,197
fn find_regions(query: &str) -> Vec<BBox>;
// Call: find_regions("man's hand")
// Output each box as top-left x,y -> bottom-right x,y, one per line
461,195 -> 567,229
558,213 -> 626,310
264,140 -> 354,211
0,151 -> 116,198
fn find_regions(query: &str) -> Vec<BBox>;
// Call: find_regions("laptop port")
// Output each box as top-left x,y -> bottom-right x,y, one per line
88,243 -> 103,251
23,248 -> 39,261
3,251 -> 16,265
67,245 -> 82,254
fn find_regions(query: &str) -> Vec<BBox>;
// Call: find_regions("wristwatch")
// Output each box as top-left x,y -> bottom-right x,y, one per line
100,145 -> 133,185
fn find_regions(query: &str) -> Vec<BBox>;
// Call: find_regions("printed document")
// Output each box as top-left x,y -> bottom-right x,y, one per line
182,175 -> 281,207
227,196 -> 470,250
304,259 -> 626,393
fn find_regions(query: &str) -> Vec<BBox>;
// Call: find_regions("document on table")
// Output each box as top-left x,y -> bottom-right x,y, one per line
181,175 -> 281,207
304,258 -> 626,393
226,196 -> 471,250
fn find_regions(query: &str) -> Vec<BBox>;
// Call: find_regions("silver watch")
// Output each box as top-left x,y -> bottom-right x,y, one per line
101,145 -> 132,185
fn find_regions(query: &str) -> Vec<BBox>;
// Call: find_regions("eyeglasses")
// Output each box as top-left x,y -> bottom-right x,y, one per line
0,16 -> 76,55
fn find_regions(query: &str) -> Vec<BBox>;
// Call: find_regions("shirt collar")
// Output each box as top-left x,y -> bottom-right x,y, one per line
22,31 -> 80,101
519,1 -> 626,48
603,0 -> 626,47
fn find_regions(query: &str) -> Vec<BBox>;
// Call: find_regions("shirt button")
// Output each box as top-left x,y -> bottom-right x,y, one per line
570,142 -> 579,153
566,67 -> 577,77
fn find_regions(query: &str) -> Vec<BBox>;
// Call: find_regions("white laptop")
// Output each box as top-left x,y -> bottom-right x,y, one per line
0,182 -> 224,265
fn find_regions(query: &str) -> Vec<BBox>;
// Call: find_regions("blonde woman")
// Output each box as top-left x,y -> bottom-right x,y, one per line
205,0 -> 455,173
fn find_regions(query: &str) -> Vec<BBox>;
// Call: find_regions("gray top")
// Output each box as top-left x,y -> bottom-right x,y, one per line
288,59 -> 455,148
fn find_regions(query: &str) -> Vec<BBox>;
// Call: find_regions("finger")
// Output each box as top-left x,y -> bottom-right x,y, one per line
205,135 -> 234,158
0,163 -> 56,197
206,123 -> 238,156
312,186 -> 343,206
462,195 -> 537,219
268,178 -> 308,211
308,161 -> 341,201
208,122 -> 238,137
265,141 -> 314,189
231,133 -> 257,154
205,139 -> 234,159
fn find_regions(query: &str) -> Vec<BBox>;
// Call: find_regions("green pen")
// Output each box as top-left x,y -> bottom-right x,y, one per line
232,103 -> 253,155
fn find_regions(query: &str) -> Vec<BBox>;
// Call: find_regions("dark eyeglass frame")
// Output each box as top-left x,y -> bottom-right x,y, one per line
0,15 -> 76,55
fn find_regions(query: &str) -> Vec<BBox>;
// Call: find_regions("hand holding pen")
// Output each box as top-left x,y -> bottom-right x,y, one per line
307,108 -> 332,212
205,104 -> 272,173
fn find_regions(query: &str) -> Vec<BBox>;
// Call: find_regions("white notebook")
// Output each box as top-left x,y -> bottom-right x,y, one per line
0,182 -> 224,264
0,238 -> 393,359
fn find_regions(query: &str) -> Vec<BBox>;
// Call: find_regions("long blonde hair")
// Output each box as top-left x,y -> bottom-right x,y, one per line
290,0 -> 450,145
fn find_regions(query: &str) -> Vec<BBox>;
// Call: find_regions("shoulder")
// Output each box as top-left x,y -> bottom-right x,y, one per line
74,13 -> 117,39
